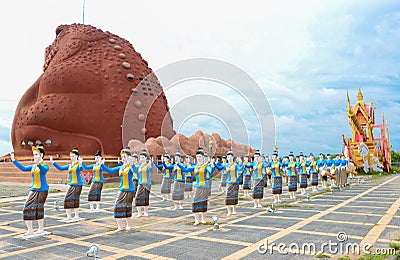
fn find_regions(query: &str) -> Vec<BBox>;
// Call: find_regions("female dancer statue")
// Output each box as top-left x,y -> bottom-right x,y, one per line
82,150 -> 106,212
286,152 -> 298,199
11,144 -> 49,236
154,154 -> 173,201
102,147 -> 137,231
188,148 -> 213,225
51,147 -> 83,221
135,150 -> 153,217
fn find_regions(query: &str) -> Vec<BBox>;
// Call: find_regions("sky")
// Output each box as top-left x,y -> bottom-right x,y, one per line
0,0 -> 399,156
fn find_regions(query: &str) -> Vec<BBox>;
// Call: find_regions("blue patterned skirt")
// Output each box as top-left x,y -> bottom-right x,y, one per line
310,173 -> 318,186
252,179 -> 264,199
184,177 -> 193,191
299,174 -> 308,188
192,187 -> 208,213
220,174 -> 227,187
288,176 -> 298,192
225,184 -> 239,205
135,185 -> 150,206
272,177 -> 282,194
161,178 -> 172,194
243,175 -> 252,190
23,191 -> 48,220
114,191 -> 134,218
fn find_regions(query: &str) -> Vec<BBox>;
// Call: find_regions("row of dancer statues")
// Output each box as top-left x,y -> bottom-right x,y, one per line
10,144 -> 356,235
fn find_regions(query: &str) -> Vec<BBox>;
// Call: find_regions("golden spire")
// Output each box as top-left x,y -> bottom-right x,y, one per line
357,88 -> 364,105
347,90 -> 353,116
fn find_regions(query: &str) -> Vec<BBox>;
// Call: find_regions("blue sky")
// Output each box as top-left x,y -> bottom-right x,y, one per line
0,0 -> 399,156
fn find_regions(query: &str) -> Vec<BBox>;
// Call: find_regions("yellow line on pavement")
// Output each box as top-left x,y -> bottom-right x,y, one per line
221,175 -> 400,260
360,196 -> 400,249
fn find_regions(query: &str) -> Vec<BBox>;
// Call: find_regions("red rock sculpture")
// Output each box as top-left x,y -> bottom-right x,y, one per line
11,24 -> 175,156
128,131 -> 256,157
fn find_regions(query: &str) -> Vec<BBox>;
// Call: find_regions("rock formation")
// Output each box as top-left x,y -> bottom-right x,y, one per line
11,24 -> 175,156
128,131 -> 256,157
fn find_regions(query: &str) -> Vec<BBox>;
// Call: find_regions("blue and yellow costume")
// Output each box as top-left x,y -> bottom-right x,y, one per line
286,161 -> 298,192
263,161 -> 271,187
250,161 -> 265,199
164,161 -> 186,201
184,160 -> 195,192
53,150 -> 84,209
299,161 -> 308,189
135,162 -> 153,207
224,162 -> 244,205
189,163 -> 212,212
308,159 -> 319,186
13,160 -> 49,192
155,159 -> 173,194
270,161 -> 282,194
13,156 -> 49,220
242,162 -> 253,190
103,158 -> 138,218
82,160 -> 106,202
340,158 -> 349,186
53,161 -> 84,186
103,164 -> 138,192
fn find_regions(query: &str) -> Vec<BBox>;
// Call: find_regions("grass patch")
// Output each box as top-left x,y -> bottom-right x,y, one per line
48,189 -> 62,193
315,253 -> 330,258
357,171 -> 393,180
357,254 -> 394,260
0,184 -> 30,198
0,202 -> 9,208
389,242 -> 400,250
238,196 -> 252,201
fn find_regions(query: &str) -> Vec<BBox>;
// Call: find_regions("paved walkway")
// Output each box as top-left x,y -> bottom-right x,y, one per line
0,175 -> 399,259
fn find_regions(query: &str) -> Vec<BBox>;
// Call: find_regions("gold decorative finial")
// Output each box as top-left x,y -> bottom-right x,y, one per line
347,90 -> 351,107
357,88 -> 364,104
274,144 -> 279,151
346,90 -> 354,116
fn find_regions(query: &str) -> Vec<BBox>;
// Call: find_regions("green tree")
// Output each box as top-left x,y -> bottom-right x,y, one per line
391,150 -> 400,162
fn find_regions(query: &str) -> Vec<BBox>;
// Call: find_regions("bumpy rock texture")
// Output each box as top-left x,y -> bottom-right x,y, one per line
12,24 -> 175,156
128,131 -> 256,157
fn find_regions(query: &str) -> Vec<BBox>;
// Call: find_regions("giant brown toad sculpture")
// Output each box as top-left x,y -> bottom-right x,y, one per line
12,24 -> 175,156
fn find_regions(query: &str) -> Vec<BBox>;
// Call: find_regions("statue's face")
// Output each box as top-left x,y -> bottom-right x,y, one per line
244,157 -> 249,163
95,155 -> 102,164
196,154 -> 204,164
139,155 -> 146,164
163,157 -> 169,163
70,153 -> 78,163
254,155 -> 259,162
132,157 -> 138,164
185,157 -> 190,163
174,156 -> 180,163
289,156 -> 294,162
121,153 -> 128,164
33,151 -> 42,164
